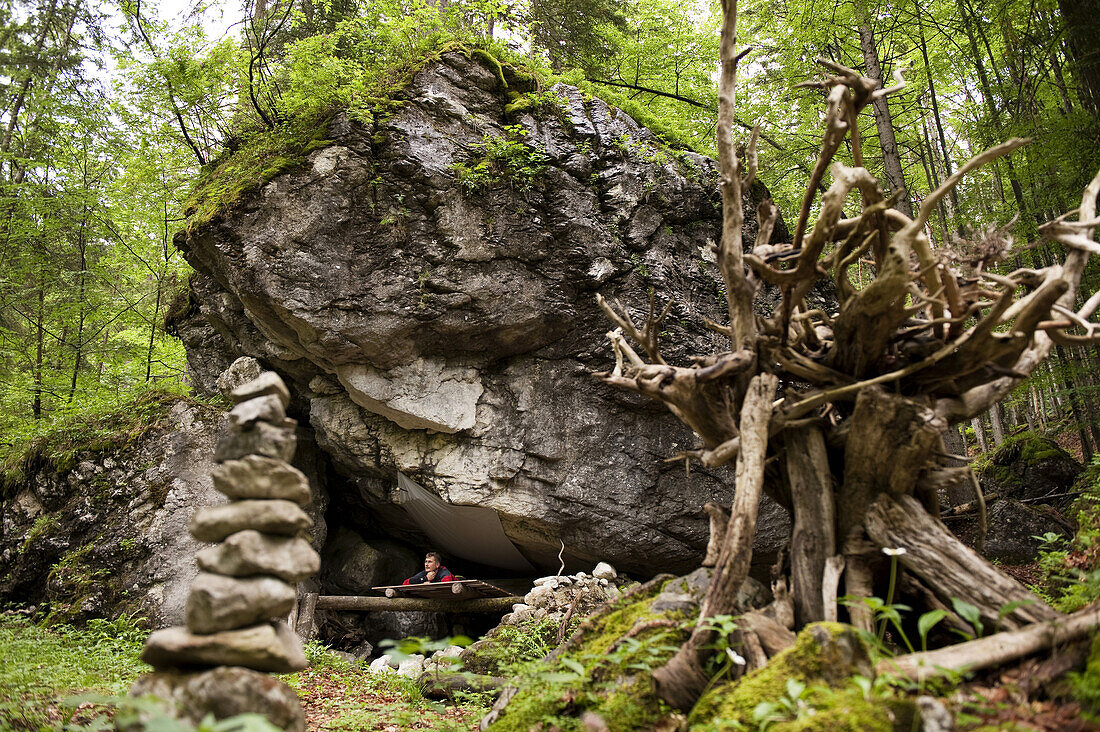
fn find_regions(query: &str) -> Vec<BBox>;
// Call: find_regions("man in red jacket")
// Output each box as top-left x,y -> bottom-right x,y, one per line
402,551 -> 455,584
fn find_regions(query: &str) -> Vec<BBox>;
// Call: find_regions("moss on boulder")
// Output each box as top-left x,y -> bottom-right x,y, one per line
486,577 -> 690,731
974,431 -> 1082,504
689,623 -> 917,732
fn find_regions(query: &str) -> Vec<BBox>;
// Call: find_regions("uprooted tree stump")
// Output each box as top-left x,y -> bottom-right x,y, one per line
597,0 -> 1100,710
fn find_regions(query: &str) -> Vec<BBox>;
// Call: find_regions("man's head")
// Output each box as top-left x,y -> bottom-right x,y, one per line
424,552 -> 442,572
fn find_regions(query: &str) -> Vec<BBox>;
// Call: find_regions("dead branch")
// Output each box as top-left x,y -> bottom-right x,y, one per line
879,604 -> 1100,682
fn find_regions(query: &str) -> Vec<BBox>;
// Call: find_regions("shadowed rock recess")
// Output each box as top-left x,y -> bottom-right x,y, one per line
172,51 -> 791,575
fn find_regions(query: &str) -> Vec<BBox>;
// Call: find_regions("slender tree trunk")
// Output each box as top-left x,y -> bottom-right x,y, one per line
1058,0 -> 1100,117
857,19 -> 914,219
1055,344 -> 1095,460
67,214 -> 89,403
990,403 -> 1005,445
32,286 -> 45,419
145,279 -> 162,381
972,416 -> 989,453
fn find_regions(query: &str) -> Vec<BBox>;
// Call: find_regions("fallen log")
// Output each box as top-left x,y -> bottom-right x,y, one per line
865,494 -> 1058,630
315,595 -> 522,613
877,604 -> 1100,682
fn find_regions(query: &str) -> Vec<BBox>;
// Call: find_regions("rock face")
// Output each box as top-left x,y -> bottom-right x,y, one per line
0,394 -> 329,628
0,398 -> 223,626
172,51 -> 792,574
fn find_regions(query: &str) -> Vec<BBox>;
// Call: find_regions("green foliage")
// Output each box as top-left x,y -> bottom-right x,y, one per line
489,580 -> 687,731
452,125 -> 550,194
183,115 -> 336,227
1035,461 -> 1100,611
0,387 -> 202,495
1069,632 -> 1100,719
690,623 -> 908,732
0,610 -> 149,729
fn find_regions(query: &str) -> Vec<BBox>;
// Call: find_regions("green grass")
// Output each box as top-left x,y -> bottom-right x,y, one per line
0,615 -> 488,731
0,610 -> 150,729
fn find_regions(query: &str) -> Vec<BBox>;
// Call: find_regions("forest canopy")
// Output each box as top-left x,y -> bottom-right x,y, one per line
0,0 -> 1098,462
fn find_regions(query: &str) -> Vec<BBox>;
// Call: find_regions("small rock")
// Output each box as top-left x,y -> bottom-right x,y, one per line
916,695 -> 952,732
213,456 -> 312,504
369,656 -> 396,674
217,358 -> 264,400
532,577 -> 556,587
141,622 -> 307,673
650,591 -> 697,614
215,421 -> 297,463
185,573 -> 297,634
397,655 -> 426,677
190,500 -> 313,542
196,530 -> 320,583
524,585 -> 554,606
592,562 -> 617,580
228,394 -> 287,429
130,666 -> 305,732
229,372 -> 291,408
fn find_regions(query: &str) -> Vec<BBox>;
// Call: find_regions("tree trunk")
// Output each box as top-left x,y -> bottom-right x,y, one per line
972,416 -> 989,453
990,403 -> 1005,446
651,373 -> 777,710
857,19 -> 913,219
784,426 -> 836,626
1058,0 -> 1100,117
865,494 -> 1058,630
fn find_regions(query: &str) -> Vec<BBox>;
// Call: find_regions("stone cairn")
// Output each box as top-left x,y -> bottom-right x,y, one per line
129,370 -> 319,731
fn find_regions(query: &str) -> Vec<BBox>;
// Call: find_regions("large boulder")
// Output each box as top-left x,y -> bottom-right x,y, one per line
0,395 -> 329,627
172,50 -> 792,575
977,431 -> 1084,506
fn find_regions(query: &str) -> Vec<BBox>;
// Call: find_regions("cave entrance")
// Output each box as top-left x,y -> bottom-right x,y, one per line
393,473 -> 535,573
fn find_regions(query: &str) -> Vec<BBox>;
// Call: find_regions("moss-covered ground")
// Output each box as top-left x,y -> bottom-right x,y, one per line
486,579 -> 691,731
0,387 -> 218,497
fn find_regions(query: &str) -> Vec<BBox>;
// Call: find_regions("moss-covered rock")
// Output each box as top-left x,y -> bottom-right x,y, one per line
486,577 -> 690,731
974,431 -> 1083,505
689,623 -> 917,732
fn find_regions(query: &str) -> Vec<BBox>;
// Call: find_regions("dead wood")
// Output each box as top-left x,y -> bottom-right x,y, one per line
592,0 -> 1100,709
702,502 -> 730,567
651,373 -> 777,709
315,595 -> 522,613
864,494 -> 1057,629
736,610 -> 797,656
879,604 -> 1100,682
784,425 -> 835,625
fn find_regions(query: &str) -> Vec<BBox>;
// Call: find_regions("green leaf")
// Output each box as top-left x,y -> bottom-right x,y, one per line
917,609 -> 948,650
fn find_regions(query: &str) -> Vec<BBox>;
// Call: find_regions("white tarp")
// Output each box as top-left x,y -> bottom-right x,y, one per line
396,473 -> 534,571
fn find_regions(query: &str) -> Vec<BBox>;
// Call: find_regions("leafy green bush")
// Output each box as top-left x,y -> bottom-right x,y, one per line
0,610 -> 149,729
452,125 -> 550,194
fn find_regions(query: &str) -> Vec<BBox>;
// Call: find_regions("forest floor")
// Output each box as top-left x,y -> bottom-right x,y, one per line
1,607 -> 1097,730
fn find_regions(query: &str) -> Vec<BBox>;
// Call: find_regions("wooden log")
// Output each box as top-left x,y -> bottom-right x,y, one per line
865,494 -> 1058,629
295,592 -> 318,640
737,610 -> 797,656
784,425 -> 836,626
702,502 -> 730,568
315,595 -> 522,613
879,604 -> 1100,682
822,555 -> 845,622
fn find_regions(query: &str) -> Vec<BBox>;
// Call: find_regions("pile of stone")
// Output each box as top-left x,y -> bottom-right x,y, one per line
131,371 -> 319,731
501,562 -> 625,626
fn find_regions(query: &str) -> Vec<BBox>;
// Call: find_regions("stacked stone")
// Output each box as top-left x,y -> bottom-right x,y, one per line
131,371 -> 319,731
